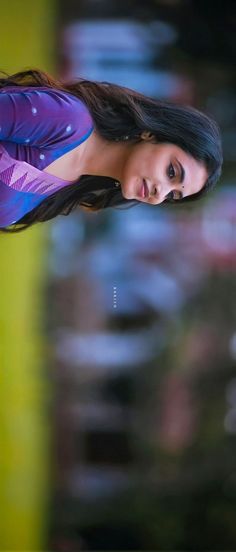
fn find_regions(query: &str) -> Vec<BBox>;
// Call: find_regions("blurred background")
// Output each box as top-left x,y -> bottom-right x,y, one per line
0,0 -> 236,550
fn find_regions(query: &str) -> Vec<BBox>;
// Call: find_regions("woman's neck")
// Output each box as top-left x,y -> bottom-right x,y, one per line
75,129 -> 133,182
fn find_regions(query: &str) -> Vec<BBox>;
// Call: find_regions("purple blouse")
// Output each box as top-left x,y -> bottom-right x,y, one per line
0,85 -> 95,227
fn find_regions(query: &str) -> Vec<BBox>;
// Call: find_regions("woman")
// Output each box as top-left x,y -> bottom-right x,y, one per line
0,67 -> 223,233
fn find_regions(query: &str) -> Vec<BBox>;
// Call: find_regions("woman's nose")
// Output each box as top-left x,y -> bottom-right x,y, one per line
150,181 -> 167,203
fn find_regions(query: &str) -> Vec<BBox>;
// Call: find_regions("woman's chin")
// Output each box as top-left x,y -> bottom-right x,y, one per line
121,188 -> 134,200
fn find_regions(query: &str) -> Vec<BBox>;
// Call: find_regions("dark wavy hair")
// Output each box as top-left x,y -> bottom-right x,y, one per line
0,67 -> 223,233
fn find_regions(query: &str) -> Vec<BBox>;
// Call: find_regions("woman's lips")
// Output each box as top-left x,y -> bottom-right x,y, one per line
138,179 -> 149,199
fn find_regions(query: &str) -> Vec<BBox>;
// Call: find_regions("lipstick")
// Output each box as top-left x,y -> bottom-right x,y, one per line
138,179 -> 149,199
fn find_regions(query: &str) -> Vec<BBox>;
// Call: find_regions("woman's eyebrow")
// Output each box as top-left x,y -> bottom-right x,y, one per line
175,158 -> 185,184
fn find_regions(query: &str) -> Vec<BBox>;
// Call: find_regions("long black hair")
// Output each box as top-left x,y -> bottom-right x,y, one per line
0,67 -> 223,233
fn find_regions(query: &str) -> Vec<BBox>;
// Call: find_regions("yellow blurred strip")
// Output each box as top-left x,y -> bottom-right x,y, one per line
0,0 -> 56,549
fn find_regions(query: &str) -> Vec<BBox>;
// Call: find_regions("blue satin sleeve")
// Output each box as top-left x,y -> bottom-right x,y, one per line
0,86 -> 94,149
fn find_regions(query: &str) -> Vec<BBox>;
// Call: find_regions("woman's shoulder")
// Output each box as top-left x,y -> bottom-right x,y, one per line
0,83 -> 85,104
0,84 -> 94,125
0,83 -> 78,96
0,84 -> 94,150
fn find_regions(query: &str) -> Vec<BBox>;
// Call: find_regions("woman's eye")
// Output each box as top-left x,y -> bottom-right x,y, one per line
167,191 -> 177,201
166,190 -> 182,201
168,163 -> 176,179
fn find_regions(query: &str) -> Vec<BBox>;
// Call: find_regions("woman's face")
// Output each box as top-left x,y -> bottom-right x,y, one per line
120,141 -> 208,205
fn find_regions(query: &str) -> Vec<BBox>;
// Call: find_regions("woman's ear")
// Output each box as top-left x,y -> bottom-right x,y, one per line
141,131 -> 155,140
